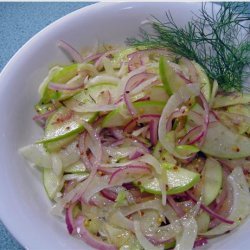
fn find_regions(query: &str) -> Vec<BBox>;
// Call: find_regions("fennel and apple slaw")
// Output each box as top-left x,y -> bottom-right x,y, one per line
20,41 -> 250,250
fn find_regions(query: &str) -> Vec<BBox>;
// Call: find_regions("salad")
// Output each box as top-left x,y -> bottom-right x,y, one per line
20,41 -> 250,249
20,3 -> 250,250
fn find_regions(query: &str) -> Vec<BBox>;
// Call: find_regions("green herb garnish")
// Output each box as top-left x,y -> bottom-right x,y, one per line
127,2 -> 250,92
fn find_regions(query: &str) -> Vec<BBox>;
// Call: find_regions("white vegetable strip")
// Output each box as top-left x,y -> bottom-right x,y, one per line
86,75 -> 121,87
75,216 -> 117,250
65,103 -> 118,113
83,175 -> 113,202
159,168 -> 167,206
174,217 -> 198,250
121,199 -> 165,217
108,211 -> 134,232
138,154 -> 162,174
134,221 -> 164,250
82,121 -> 102,163
158,84 -> 200,159
51,153 -> 63,176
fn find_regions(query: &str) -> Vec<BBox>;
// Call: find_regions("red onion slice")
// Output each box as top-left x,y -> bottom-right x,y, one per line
197,92 -> 210,146
82,52 -> 104,64
57,40 -> 84,63
194,237 -> 208,248
65,203 -> 76,234
79,132 -> 92,171
100,188 -> 117,201
48,82 -> 84,91
124,114 -> 160,133
186,191 -> 234,224
75,216 -> 117,250
94,50 -> 117,69
128,48 -> 174,72
82,121 -> 102,164
109,128 -> 124,140
167,196 -> 185,218
165,107 -> 188,133
178,125 -> 202,145
109,165 -> 151,185
124,72 -> 155,116
33,108 -> 56,121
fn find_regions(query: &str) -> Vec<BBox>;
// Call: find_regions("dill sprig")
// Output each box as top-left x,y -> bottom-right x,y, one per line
127,2 -> 250,92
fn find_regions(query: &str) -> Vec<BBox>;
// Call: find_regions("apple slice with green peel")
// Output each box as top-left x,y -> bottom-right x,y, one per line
38,106 -> 97,143
44,134 -> 77,153
196,212 -> 210,233
111,47 -> 137,69
40,64 -> 78,104
227,104 -> 250,117
43,168 -> 63,200
213,93 -> 250,108
64,161 -> 87,174
164,240 -> 176,249
64,83 -> 118,110
203,158 -> 223,205
135,165 -> 200,195
159,57 -> 186,95
201,120 -> 250,158
192,62 -> 211,101
102,101 -> 165,128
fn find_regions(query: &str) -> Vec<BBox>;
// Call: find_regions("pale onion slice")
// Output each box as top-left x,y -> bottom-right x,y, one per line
51,153 -> 63,176
65,101 -> 118,113
158,84 -> 200,159
109,165 -> 151,185
134,221 -> 164,250
201,167 -> 250,236
138,154 -> 162,175
83,175 -> 112,203
75,216 -> 117,250
86,75 -> 121,87
174,217 -> 198,250
82,121 -> 102,163
121,199 -> 165,217
108,210 -> 134,232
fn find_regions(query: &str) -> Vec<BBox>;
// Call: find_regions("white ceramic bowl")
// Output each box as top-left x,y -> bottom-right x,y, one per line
0,2 -> 249,250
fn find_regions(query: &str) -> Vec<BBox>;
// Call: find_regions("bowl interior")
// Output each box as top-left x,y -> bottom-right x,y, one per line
0,2 -> 249,250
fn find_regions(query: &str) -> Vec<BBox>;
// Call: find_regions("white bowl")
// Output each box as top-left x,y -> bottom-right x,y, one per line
0,2 -> 249,250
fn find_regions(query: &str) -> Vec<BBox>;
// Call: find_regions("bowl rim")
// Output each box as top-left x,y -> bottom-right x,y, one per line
1,2 -> 249,250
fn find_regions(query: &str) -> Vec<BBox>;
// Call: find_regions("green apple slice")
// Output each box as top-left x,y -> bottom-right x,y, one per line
40,64 -> 78,104
64,83 -> 118,111
102,101 -> 165,128
135,166 -> 200,195
192,61 -> 211,101
38,106 -> 97,143
201,121 -> 250,158
44,134 -> 78,153
43,168 -> 63,200
203,158 -> 223,205
213,93 -> 250,108
196,212 -> 210,233
159,57 -> 186,95
64,161 -> 87,174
